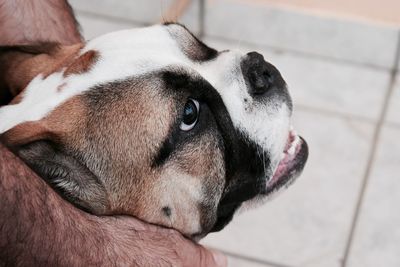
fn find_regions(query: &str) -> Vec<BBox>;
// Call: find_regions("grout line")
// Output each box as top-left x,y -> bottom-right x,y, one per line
341,30 -> 400,267
204,34 -> 393,72
209,247 -> 295,267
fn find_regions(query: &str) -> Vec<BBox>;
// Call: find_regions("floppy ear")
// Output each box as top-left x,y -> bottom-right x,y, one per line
1,121 -> 109,215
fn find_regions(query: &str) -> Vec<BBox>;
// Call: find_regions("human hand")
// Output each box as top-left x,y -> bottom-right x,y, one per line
95,214 -> 227,267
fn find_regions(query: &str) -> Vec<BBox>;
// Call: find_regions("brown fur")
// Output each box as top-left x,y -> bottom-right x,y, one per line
64,50 -> 98,77
0,44 -> 100,99
2,96 -> 86,145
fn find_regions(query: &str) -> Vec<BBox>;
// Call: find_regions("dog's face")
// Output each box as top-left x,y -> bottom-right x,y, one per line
0,23 -> 308,238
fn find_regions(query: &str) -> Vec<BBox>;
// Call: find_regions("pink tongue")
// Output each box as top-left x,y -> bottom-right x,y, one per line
267,130 -> 298,188
269,159 -> 288,187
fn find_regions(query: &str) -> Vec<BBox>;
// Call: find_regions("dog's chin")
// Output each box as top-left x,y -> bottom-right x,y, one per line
208,130 -> 308,236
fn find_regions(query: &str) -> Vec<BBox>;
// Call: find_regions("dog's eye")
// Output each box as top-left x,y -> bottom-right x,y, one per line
180,99 -> 200,131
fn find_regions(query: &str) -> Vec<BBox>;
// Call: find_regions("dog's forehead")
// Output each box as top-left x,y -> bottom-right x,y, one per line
82,24 -> 235,88
84,25 -> 290,154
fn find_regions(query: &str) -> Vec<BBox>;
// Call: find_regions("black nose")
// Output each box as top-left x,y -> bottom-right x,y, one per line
242,52 -> 283,95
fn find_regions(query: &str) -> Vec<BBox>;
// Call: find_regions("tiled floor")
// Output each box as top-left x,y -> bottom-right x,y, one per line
69,1 -> 400,266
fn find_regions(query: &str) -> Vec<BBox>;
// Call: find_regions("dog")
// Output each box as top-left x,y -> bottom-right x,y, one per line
0,23 -> 308,239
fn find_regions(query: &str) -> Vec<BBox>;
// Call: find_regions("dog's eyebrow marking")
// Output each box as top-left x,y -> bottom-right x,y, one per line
153,136 -> 175,167
162,206 -> 172,217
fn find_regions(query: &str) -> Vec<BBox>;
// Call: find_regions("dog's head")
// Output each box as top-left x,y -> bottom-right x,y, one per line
0,23 -> 308,238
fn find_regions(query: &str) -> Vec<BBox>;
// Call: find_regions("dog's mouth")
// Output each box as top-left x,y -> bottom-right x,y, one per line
264,128 -> 308,195
208,129 -> 308,235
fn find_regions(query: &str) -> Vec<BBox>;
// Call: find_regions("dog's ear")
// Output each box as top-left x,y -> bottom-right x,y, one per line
0,42 -> 83,101
1,116 -> 109,214
12,139 -> 109,214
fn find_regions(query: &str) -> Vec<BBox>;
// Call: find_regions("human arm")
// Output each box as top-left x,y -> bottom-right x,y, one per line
0,143 -> 226,266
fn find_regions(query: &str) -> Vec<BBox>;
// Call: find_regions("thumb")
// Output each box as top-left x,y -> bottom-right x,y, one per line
170,230 -> 227,267
209,249 -> 228,267
192,245 -> 227,267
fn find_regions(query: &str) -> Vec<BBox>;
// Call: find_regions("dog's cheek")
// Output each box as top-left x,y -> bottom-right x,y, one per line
148,168 -> 204,235
141,134 -> 225,237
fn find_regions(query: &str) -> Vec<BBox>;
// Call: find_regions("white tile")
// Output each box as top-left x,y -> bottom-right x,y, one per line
69,0 -> 174,25
204,0 -> 398,69
205,37 -> 390,121
226,256 -> 275,267
347,126 -> 400,267
75,13 -> 139,40
386,75 -> 400,125
201,109 -> 375,267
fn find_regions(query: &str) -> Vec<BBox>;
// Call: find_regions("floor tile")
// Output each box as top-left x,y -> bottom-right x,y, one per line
204,37 -> 390,121
76,13 -> 139,40
347,126 -> 400,267
201,109 -> 375,267
257,0 -> 400,26
386,75 -> 400,125
69,0 -> 174,25
226,256 -> 276,267
204,0 -> 398,69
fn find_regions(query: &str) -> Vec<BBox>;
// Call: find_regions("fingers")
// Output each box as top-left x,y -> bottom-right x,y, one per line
98,214 -> 227,267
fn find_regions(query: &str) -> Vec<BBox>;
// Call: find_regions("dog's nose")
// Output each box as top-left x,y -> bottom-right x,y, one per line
242,52 -> 283,96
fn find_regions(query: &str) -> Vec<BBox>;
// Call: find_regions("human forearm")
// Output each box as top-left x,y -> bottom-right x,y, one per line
0,0 -> 83,103
0,0 -> 82,45
0,143 -> 112,266
0,143 -> 225,266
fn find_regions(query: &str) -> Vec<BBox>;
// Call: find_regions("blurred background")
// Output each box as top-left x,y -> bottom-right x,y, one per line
67,0 -> 400,266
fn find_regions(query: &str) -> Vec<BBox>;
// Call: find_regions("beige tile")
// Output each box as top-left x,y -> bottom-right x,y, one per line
386,75 -> 400,125
75,13 -> 139,40
347,126 -> 400,267
201,109 -> 374,267
69,0 -> 174,25
204,0 -> 398,69
205,38 -> 390,121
